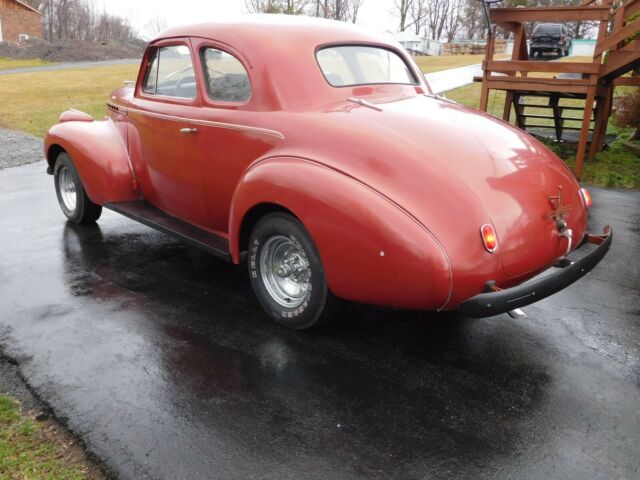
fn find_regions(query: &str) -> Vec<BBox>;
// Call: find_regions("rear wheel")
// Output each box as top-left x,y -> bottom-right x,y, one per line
54,153 -> 102,224
529,48 -> 536,58
248,213 -> 334,330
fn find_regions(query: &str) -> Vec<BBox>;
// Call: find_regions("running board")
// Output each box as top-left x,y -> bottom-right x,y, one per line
104,201 -> 231,261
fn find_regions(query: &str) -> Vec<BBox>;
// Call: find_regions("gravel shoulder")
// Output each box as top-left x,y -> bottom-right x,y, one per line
0,128 -> 44,170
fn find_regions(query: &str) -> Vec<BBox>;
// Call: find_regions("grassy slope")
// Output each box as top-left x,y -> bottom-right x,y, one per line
0,64 -> 138,136
0,57 -> 55,71
0,395 -> 99,479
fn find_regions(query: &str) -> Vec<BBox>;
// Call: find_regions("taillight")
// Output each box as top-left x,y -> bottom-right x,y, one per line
481,224 -> 498,253
580,188 -> 592,208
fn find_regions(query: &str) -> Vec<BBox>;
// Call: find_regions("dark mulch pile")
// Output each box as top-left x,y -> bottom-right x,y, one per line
0,37 -> 145,62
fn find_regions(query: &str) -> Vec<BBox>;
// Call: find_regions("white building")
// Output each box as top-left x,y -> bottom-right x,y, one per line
395,31 -> 426,54
394,31 -> 443,56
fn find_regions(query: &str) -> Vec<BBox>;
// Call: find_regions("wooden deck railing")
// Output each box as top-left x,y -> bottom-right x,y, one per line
477,0 -> 640,178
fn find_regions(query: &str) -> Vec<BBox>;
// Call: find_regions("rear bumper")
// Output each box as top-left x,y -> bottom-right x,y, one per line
531,43 -> 563,50
458,226 -> 612,317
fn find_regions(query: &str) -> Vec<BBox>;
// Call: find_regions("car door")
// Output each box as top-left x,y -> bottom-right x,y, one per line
127,39 -> 210,229
189,40 -> 281,233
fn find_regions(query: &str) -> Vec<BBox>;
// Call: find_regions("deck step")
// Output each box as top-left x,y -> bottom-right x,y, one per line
524,124 -> 593,132
520,114 -> 555,119
105,201 -> 230,261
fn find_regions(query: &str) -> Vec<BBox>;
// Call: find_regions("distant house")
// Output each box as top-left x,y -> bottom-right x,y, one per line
0,0 -> 42,45
394,31 -> 443,56
395,31 -> 425,55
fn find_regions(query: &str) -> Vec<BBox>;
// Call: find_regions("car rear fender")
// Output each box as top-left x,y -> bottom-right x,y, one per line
229,156 -> 452,310
44,114 -> 138,205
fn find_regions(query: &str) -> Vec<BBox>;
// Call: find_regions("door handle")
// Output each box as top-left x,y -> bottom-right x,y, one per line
180,128 -> 198,134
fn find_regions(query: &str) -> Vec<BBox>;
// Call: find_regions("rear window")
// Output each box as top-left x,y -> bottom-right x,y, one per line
533,24 -> 562,35
317,45 -> 418,87
201,47 -> 251,103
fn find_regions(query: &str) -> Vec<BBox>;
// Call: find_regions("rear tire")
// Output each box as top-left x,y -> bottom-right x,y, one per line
54,153 -> 102,224
529,48 -> 536,58
248,213 -> 335,330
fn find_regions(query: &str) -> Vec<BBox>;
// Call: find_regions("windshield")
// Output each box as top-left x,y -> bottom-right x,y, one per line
317,45 -> 418,87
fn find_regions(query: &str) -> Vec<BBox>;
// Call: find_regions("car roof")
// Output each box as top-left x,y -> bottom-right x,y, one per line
153,15 -> 392,48
148,15 -> 420,110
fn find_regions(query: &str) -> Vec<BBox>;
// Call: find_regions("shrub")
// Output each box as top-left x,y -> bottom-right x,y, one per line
613,88 -> 640,141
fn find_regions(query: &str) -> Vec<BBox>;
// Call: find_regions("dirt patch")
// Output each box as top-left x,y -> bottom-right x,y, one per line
0,37 -> 145,62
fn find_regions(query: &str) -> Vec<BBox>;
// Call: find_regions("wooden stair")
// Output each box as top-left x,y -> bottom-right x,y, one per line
511,93 -> 597,142
477,0 -> 640,178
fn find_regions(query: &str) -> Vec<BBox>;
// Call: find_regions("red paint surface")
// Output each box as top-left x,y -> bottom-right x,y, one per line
44,17 -> 588,311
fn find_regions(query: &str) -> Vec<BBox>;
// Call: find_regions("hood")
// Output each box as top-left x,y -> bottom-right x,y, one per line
287,95 -> 588,281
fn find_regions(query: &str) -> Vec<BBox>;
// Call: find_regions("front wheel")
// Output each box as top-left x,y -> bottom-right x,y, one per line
54,153 -> 102,224
248,213 -> 334,330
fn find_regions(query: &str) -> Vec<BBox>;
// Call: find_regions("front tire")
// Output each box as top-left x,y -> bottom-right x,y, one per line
54,153 -> 102,224
248,213 -> 334,330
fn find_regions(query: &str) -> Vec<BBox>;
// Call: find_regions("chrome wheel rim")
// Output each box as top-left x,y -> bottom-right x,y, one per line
260,235 -> 310,308
58,166 -> 77,212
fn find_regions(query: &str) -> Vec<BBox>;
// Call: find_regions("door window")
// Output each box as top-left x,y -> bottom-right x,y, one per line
201,48 -> 251,102
143,45 -> 196,100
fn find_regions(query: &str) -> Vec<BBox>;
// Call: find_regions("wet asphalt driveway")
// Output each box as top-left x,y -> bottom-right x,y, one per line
0,161 -> 639,479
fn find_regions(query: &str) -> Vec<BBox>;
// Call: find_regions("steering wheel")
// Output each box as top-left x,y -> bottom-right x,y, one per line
176,75 -> 194,96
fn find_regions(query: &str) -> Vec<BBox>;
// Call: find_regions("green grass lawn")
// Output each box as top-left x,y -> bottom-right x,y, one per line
415,54 -> 508,74
0,57 -> 55,71
0,395 -> 100,479
0,63 -> 138,136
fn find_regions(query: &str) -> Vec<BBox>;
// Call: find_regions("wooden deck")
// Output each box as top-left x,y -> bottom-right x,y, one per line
477,0 -> 640,178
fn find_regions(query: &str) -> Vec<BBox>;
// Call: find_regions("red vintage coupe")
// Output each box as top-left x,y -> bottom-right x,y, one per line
44,16 -> 611,329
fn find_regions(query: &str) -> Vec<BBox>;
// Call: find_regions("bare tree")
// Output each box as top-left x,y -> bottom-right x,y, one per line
309,0 -> 364,22
393,0 -> 413,32
40,0 -> 137,42
244,0 -> 276,13
145,15 -> 168,36
348,0 -> 365,23
410,0 -> 427,35
245,0 -> 309,14
425,0 -> 450,40
444,0 -> 463,42
460,0 -> 486,40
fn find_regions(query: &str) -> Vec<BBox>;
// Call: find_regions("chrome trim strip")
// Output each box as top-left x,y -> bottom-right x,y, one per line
120,105 -> 285,140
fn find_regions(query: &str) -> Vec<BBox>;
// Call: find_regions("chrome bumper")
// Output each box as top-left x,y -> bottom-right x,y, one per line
458,226 -> 612,318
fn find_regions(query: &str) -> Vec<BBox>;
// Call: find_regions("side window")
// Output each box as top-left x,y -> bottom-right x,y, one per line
201,48 -> 251,102
143,49 -> 159,94
142,45 -> 195,100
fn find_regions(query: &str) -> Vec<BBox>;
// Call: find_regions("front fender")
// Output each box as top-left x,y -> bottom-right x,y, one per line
229,157 -> 452,310
45,115 -> 137,205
